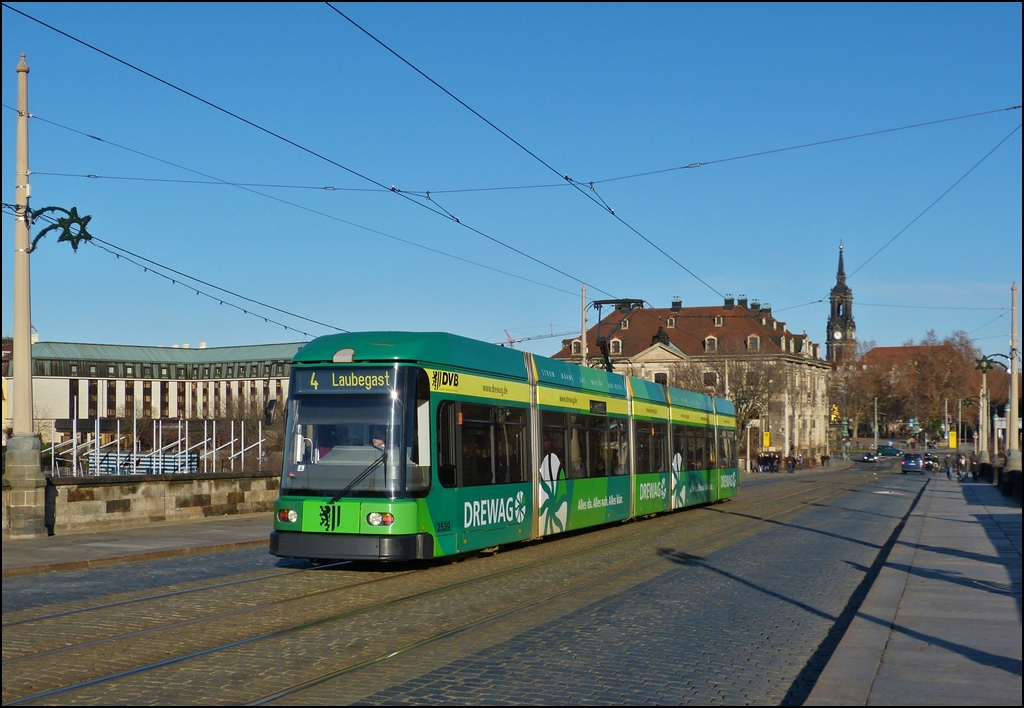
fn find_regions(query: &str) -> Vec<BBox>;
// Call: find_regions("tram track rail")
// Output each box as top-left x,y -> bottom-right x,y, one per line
3,471 -> 878,706
3,468 -> 841,630
3,474 -> 846,668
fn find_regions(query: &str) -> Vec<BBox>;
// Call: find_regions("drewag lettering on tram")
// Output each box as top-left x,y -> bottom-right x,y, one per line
720,472 -> 737,489
464,491 -> 526,529
638,479 -> 668,501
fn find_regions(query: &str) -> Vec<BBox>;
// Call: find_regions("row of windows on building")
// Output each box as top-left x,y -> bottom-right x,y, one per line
33,360 -> 290,380
70,378 -> 280,419
571,334 -> 763,356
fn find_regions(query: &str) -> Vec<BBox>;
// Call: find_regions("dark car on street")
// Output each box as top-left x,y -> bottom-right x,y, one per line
861,451 -> 878,463
902,452 -> 924,474
878,444 -> 901,456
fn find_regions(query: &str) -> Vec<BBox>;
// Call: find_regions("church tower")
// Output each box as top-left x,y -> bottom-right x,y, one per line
826,245 -> 856,367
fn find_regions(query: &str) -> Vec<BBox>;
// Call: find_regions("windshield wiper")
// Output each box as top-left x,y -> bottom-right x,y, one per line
328,447 -> 387,504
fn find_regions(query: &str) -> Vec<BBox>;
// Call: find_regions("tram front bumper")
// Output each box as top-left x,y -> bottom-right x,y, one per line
270,530 -> 434,561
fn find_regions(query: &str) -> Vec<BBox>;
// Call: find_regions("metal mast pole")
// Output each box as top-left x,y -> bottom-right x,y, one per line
6,54 -> 46,537
1008,283 -> 1021,473
874,397 -> 878,452
580,285 -> 588,366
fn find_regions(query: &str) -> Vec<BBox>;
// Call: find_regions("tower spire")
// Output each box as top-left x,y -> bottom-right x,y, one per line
837,243 -> 846,283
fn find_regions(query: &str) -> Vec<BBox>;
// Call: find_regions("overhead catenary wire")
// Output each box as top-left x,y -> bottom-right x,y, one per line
774,123 -> 1022,315
1,3 -> 615,299
848,122 -> 1023,278
1,203 -> 333,338
2,105 -> 580,299
325,3 -> 722,299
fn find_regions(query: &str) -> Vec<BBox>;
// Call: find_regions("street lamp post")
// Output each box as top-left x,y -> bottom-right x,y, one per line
4,54 -> 46,538
1007,283 -> 1021,474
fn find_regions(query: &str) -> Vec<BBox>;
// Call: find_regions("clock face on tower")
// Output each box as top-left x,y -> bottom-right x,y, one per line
833,331 -> 843,340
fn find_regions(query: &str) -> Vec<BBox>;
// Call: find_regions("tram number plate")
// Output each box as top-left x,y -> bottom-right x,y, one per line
435,520 -> 452,533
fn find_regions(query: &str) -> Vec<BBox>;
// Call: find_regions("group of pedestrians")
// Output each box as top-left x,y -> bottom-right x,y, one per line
755,453 -> 803,473
943,453 -> 975,482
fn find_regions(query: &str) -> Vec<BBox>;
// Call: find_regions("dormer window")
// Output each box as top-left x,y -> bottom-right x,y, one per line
666,317 -> 675,328
571,340 -> 581,355
747,335 -> 760,351
714,316 -> 723,327
621,319 -> 629,330
611,339 -> 622,355
705,336 -> 717,352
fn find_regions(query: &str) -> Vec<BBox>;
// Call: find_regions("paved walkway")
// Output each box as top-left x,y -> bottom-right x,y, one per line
808,476 -> 1022,706
2,512 -> 272,577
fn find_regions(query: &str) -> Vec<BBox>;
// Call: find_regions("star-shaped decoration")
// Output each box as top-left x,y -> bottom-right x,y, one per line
30,206 -> 93,252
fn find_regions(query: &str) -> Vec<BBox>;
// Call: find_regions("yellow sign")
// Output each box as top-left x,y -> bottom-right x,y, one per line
763,431 -> 771,447
536,387 -> 628,415
671,408 -> 711,425
424,369 -> 531,404
949,431 -> 957,448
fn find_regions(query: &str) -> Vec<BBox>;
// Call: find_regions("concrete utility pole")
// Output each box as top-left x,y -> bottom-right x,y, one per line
1008,283 -> 1021,473
5,54 -> 46,538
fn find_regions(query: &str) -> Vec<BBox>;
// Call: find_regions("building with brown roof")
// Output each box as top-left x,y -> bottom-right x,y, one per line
552,296 -> 831,462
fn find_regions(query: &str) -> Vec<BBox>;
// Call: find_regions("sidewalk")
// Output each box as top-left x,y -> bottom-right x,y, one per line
807,476 -> 1022,706
2,512 -> 272,577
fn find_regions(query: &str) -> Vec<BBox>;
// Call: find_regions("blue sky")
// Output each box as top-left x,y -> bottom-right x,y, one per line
2,2 -> 1021,358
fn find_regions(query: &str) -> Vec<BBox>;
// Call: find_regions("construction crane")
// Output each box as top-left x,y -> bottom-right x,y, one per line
496,329 -> 578,348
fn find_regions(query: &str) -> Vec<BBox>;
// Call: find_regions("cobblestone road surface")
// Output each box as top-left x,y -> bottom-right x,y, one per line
2,463 -> 918,706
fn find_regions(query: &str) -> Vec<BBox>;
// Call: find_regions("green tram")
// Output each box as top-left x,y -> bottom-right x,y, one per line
270,332 -> 738,562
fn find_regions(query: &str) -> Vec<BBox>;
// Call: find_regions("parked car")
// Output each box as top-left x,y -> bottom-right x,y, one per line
878,444 -> 902,456
902,452 -> 924,474
861,452 -> 878,463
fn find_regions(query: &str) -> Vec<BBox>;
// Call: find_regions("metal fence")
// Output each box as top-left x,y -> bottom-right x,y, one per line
47,418 -> 266,477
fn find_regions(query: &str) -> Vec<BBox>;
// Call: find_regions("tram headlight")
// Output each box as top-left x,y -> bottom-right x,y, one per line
367,511 -> 395,526
278,509 -> 298,523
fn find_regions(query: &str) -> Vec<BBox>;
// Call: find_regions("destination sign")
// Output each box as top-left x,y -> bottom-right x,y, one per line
294,368 -> 394,395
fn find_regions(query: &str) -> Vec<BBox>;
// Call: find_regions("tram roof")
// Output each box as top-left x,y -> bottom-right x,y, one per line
293,332 -> 529,380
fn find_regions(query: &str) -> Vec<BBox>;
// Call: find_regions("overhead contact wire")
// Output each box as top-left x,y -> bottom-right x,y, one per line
2,3 -> 613,298
1,106 -> 579,298
327,3 -> 722,297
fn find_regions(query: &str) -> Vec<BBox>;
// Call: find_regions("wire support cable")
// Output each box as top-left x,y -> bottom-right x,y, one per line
1,4 -> 611,298
2,203 -> 341,338
2,106 -> 580,299
849,122 -> 1022,278
774,122 -> 1022,315
325,4 -> 702,295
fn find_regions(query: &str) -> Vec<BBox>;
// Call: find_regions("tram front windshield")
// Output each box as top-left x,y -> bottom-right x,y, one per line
282,381 -> 421,498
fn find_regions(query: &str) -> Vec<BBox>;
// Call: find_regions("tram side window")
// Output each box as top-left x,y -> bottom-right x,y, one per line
461,404 -> 493,486
651,423 -> 668,472
495,407 -> 527,484
706,428 -> 717,470
541,411 -> 567,481
437,401 -> 458,487
634,421 -> 651,474
460,403 -> 529,487
687,426 -> 705,471
719,429 -> 737,469
588,416 -> 610,477
566,414 -> 611,478
671,425 -> 688,472
609,419 -> 629,475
